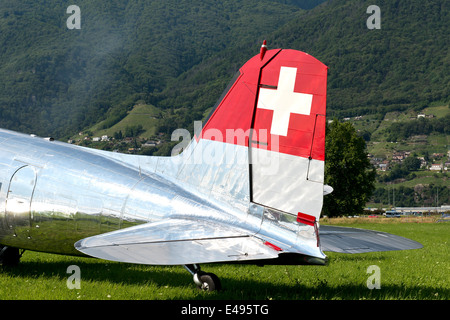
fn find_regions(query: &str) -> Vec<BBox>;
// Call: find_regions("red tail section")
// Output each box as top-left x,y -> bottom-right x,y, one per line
253,51 -> 327,161
199,45 -> 328,220
202,48 -> 327,161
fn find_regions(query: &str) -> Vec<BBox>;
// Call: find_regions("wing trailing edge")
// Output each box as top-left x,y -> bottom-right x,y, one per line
75,218 -> 279,265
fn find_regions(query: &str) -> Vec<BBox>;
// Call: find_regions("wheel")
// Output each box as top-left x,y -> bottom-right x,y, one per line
197,272 -> 221,291
0,246 -> 21,266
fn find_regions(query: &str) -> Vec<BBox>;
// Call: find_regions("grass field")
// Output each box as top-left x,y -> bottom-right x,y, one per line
0,220 -> 448,301
81,104 -> 163,140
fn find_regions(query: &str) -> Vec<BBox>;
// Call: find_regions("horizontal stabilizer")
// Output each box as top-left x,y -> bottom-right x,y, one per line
75,219 -> 278,265
319,225 -> 423,253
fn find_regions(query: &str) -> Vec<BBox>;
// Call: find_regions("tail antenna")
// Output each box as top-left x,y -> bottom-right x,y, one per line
260,40 -> 268,60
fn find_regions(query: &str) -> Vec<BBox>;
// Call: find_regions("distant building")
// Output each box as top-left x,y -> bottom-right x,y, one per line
444,162 -> 450,171
430,163 -> 443,171
392,151 -> 409,163
417,113 -> 435,119
142,140 -> 157,148
417,157 -> 427,168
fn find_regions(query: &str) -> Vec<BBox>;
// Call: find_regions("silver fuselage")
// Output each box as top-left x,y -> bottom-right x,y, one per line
0,128 -> 325,264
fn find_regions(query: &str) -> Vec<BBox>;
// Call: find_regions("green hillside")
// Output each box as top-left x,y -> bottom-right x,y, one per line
274,0 -> 449,116
0,0 -> 305,137
133,0 -> 448,159
1,0 -> 449,207
86,104 -> 162,139
1,0 -> 448,140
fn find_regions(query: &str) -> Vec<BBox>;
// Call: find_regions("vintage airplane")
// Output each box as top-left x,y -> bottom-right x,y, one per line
0,43 -> 421,291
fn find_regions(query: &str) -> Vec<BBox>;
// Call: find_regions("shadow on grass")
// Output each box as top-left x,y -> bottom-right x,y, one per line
2,258 -> 447,300
2,258 -> 188,286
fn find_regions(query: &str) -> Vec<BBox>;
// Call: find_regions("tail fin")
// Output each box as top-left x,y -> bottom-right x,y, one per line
198,47 -> 328,222
105,46 -> 328,223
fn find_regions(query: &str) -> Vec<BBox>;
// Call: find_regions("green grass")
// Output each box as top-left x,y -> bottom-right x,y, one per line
0,222 -> 448,300
374,170 -> 449,189
422,105 -> 450,119
361,104 -> 449,159
82,104 -> 164,140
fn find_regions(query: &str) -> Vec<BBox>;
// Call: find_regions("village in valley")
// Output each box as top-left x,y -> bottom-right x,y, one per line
369,150 -> 450,173
68,104 -> 174,156
69,132 -> 165,155
344,107 -> 449,175
337,106 -> 449,214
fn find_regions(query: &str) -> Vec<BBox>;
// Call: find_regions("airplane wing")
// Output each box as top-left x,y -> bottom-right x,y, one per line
75,218 -> 278,265
319,225 -> 423,253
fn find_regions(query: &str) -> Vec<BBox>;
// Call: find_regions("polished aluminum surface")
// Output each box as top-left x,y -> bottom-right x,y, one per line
0,128 -> 326,264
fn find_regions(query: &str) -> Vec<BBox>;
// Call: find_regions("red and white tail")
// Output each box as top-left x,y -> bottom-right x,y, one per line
198,44 -> 328,222
103,44 -> 328,223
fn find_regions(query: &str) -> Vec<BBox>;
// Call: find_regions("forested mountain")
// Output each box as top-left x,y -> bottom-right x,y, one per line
0,0 -> 448,140
0,0 -> 307,137
274,0 -> 449,118
155,0 -> 449,135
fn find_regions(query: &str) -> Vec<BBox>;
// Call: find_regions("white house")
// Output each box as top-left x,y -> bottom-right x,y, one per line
430,163 -> 442,171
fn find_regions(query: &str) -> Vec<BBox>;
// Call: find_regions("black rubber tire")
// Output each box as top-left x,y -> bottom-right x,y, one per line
0,246 -> 21,266
198,272 -> 221,291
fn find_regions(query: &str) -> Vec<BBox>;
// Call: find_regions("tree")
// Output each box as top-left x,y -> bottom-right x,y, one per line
403,156 -> 421,171
323,120 -> 376,217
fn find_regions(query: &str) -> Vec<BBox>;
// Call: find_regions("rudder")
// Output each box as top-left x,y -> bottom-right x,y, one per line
200,47 -> 328,222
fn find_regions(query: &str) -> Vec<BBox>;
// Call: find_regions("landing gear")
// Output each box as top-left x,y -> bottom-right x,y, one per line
184,264 -> 221,291
0,246 -> 23,266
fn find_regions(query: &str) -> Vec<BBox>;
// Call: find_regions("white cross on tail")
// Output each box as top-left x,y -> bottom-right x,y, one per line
257,67 -> 313,136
